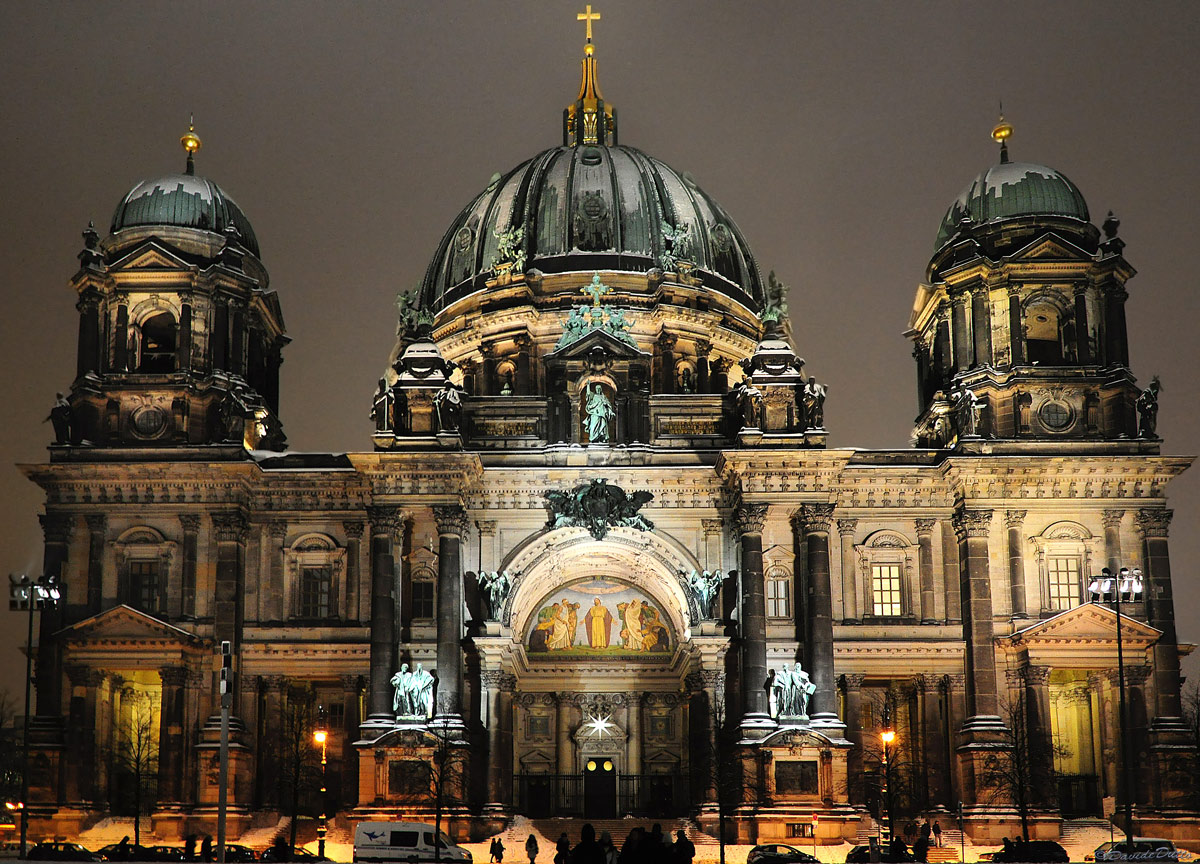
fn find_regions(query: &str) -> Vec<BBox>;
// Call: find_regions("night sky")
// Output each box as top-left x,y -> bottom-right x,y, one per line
1,2 -> 1196,704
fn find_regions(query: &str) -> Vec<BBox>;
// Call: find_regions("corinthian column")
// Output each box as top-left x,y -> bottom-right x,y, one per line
364,506 -> 403,730
432,505 -> 468,733
1136,509 -> 1182,720
799,503 -> 839,725
735,503 -> 774,737
952,508 -> 1001,722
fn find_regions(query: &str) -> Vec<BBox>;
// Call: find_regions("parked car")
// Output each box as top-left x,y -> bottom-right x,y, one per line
984,839 -> 1069,863
261,846 -> 329,862
222,845 -> 261,862
1086,839 -> 1194,862
845,843 -> 915,863
146,845 -> 187,861
747,843 -> 820,863
97,843 -> 162,861
27,841 -> 100,861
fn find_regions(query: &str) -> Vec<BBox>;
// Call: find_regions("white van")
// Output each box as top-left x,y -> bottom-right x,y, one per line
353,821 -> 472,863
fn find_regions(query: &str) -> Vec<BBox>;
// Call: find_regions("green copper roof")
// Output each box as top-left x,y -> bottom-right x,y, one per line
935,160 -> 1089,250
110,173 -> 260,258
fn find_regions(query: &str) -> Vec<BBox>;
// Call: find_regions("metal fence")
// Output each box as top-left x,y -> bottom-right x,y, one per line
514,773 -> 690,818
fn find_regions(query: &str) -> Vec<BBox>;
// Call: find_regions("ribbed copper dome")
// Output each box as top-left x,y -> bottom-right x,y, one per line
419,144 -> 764,312
110,173 -> 260,258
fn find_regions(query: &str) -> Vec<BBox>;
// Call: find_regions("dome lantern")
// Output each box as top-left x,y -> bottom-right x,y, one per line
564,5 -> 617,147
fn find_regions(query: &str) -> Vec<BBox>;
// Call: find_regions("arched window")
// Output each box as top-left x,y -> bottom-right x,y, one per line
1031,521 -> 1100,613
411,564 -> 436,620
765,562 -> 792,619
114,527 -> 175,616
136,311 -> 177,373
856,530 -> 916,619
285,534 -> 346,621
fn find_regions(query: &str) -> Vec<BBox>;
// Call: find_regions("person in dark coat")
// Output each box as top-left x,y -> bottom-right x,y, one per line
670,830 -> 695,864
185,835 -> 197,861
200,836 -> 214,863
490,836 -> 506,863
525,834 -> 539,864
569,824 -> 604,864
555,832 -> 571,864
932,821 -> 942,848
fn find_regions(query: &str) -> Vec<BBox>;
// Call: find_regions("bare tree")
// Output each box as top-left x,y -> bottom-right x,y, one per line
703,684 -> 742,864
108,692 -> 159,846
979,690 -> 1065,841
1180,683 -> 1200,808
277,682 -> 320,854
0,689 -> 20,810
425,724 -> 468,864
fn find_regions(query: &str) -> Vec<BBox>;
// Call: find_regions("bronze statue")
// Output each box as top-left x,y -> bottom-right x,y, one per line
47,393 -> 72,445
1137,376 -> 1160,438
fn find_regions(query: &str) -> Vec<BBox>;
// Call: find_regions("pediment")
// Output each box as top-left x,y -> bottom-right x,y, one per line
546,327 -> 649,361
60,604 -> 201,645
1010,603 -> 1161,648
109,240 -> 194,272
1007,232 -> 1092,263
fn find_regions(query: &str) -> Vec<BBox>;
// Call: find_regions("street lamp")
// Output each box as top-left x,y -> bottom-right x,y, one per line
313,705 -> 328,860
880,727 -> 896,846
1087,566 -> 1143,846
8,572 -> 61,859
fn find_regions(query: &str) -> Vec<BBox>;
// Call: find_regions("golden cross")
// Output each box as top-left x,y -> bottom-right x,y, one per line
577,4 -> 600,42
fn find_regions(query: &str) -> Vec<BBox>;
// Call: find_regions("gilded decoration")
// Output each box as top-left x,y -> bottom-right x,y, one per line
526,576 -> 672,659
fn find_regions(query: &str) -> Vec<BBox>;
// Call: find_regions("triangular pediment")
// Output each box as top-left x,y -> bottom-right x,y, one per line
109,240 -> 194,272
1010,603 -> 1161,647
1007,232 -> 1092,263
60,604 -> 201,645
547,327 -> 649,361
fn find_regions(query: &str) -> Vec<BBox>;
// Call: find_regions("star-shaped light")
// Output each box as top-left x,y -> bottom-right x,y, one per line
583,711 -> 615,738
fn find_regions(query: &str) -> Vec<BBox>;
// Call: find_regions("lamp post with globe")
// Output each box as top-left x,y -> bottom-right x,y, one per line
313,706 -> 328,860
1087,566 -> 1143,846
8,572 -> 61,858
880,726 -> 896,846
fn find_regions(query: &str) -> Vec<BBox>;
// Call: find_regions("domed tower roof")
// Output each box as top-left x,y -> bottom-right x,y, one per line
108,122 -> 260,258
933,119 -> 1089,253
419,144 -> 764,312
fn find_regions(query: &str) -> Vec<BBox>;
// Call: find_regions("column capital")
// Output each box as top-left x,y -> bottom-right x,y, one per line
701,518 -> 725,537
941,673 -> 966,692
340,674 -> 364,692
694,338 -> 713,358
475,519 -> 498,538
39,512 -> 75,543
1124,665 -> 1152,686
366,506 -> 406,534
480,671 -> 505,689
733,503 -> 769,536
914,518 -> 936,537
1023,665 -> 1051,686
268,521 -> 289,540
836,517 -> 858,537
796,503 -> 836,535
1135,508 -> 1172,538
1004,510 -> 1028,529
433,505 -> 469,538
1101,509 -> 1125,528
159,666 -> 189,688
342,520 -> 366,539
65,664 -> 101,687
179,514 -> 202,533
262,674 -> 289,692
839,673 -> 864,691
212,512 -> 249,543
952,507 -> 993,541
85,514 -> 107,533
656,330 -> 678,350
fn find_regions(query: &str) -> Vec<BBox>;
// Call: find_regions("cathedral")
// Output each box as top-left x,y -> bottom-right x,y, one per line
19,13 -> 1197,850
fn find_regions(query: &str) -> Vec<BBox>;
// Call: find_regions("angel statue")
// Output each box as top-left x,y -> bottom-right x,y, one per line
477,570 -> 512,620
686,569 -> 724,619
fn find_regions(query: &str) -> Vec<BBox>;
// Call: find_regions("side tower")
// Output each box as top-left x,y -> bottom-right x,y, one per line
908,118 -> 1143,448
62,123 -> 286,454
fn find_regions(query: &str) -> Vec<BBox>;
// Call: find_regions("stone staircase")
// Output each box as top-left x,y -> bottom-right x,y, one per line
492,815 -> 717,857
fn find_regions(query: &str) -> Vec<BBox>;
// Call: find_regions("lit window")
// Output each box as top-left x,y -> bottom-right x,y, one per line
299,565 -> 332,618
412,580 -> 435,619
871,564 -> 903,617
1046,556 -> 1081,612
767,574 -> 791,618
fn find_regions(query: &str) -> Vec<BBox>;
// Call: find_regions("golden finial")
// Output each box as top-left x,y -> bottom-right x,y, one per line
992,103 -> 1013,163
180,114 -> 202,175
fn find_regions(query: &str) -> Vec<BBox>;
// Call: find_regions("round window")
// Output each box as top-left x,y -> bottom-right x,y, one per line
1038,400 -> 1073,431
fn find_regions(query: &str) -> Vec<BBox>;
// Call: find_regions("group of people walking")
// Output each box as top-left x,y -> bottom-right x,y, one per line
489,823 -> 695,864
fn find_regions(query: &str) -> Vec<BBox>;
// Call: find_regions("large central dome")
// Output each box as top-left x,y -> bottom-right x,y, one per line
419,144 -> 764,312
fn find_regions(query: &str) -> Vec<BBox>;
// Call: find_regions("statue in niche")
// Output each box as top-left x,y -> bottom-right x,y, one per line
391,662 -> 434,719
584,383 -> 614,443
433,381 -> 464,433
370,377 -> 391,431
678,366 -> 695,393
685,569 -> 724,619
952,386 -> 982,438
802,377 -> 828,429
499,369 -> 514,396
1136,376 -> 1160,438
47,393 -> 72,445
477,570 -> 512,620
735,379 -> 762,428
772,663 -> 817,719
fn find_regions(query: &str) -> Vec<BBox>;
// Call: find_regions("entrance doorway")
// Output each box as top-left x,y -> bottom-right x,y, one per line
583,758 -> 616,818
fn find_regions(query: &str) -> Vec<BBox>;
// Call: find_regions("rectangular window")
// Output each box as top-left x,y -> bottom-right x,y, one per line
775,760 -> 820,796
328,702 -> 346,731
871,563 -> 903,616
411,580 -> 435,619
1047,556 -> 1081,611
299,566 -> 332,618
129,560 -> 160,613
767,578 -> 791,618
